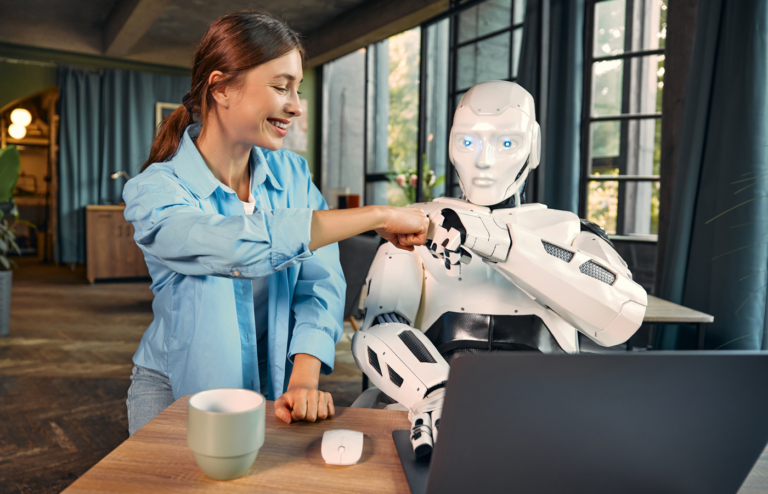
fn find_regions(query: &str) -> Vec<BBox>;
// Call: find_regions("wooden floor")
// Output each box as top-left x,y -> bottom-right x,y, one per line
0,258 -> 362,493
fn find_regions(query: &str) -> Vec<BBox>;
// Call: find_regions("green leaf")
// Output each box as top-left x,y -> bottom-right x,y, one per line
0,146 -> 20,202
0,256 -> 11,270
433,175 -> 446,187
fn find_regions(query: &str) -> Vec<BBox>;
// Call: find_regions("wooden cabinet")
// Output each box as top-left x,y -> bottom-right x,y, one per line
86,205 -> 149,283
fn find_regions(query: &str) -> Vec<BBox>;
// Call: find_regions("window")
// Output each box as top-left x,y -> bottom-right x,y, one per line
580,0 -> 667,238
445,0 -> 527,197
322,0 -> 527,207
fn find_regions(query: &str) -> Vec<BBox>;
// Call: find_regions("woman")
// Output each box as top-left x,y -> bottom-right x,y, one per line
123,11 -> 427,435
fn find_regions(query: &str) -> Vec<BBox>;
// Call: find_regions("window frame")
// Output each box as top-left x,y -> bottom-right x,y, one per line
578,0 -> 665,239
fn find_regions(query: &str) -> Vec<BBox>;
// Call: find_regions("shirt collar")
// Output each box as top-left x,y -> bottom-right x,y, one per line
174,123 -> 283,199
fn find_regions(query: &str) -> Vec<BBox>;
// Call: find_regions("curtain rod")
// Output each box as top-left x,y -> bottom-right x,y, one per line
0,57 -> 57,68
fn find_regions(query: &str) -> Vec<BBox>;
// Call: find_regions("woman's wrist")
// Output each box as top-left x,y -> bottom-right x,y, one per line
287,353 -> 321,390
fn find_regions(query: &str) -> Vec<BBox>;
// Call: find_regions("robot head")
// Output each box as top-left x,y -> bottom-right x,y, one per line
449,81 -> 541,206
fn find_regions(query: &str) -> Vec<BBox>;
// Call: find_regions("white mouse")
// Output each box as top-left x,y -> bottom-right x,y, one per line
321,429 -> 364,466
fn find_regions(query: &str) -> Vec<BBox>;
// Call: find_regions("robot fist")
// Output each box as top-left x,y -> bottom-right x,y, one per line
427,208 -> 511,264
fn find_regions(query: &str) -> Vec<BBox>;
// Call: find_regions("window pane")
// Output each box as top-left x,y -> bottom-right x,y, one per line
424,19 -> 450,200
627,54 -> 662,116
623,181 -> 659,235
458,0 -> 511,44
658,0 -> 667,49
512,27 -> 523,78
322,49 -> 365,208
588,179 -> 619,234
592,60 -> 623,116
591,121 -> 621,159
594,0 -> 626,58
457,32 -> 510,90
366,40 -> 390,175
388,28 -> 421,196
366,180 -> 415,207
513,0 -> 526,25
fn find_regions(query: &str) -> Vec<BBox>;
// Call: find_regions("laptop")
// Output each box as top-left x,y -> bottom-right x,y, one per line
393,352 -> 768,494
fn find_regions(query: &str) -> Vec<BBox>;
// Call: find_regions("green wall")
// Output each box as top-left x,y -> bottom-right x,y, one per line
294,67 -> 318,177
0,42 -> 190,110
0,42 -> 319,175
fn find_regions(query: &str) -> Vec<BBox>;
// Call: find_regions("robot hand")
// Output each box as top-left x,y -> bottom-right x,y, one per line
427,208 -> 511,264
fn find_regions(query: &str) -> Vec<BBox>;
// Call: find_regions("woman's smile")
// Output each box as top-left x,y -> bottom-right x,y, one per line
267,117 -> 290,137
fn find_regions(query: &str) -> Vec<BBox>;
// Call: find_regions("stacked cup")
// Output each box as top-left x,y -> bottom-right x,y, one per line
187,388 -> 265,480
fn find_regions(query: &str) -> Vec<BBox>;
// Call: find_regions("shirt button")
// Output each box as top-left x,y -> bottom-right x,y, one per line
233,270 -> 241,276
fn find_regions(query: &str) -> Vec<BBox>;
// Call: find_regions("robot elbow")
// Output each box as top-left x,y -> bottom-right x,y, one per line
592,300 -> 647,347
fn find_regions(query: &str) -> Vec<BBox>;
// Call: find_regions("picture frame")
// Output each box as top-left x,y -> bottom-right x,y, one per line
155,102 -> 182,135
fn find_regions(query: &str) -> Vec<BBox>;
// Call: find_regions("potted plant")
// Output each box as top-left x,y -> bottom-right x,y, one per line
0,145 -> 28,337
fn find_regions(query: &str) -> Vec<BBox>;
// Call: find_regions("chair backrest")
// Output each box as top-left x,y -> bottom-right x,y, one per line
338,234 -> 381,319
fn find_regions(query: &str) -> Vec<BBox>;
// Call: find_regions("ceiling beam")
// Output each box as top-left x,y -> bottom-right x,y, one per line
103,0 -> 172,57
304,0 -> 450,68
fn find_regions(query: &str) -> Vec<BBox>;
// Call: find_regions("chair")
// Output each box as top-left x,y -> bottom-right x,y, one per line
337,233 -> 380,331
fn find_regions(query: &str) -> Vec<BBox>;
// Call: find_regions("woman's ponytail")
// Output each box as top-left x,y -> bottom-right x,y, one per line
140,10 -> 304,173
141,103 -> 194,172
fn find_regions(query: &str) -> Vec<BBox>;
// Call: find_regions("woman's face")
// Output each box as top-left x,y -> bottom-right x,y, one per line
217,49 -> 304,151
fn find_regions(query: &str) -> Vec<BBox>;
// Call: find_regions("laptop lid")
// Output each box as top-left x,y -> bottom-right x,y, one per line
415,352 -> 768,494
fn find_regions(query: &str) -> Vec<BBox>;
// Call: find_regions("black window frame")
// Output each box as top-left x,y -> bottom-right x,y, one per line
578,0 -> 665,239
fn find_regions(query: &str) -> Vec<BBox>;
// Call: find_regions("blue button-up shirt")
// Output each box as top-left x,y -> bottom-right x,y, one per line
123,123 -> 345,400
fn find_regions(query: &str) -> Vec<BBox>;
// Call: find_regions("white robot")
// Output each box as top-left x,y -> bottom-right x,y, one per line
351,81 -> 648,457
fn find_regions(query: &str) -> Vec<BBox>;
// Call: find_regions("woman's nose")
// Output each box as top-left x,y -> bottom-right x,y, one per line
286,92 -> 303,117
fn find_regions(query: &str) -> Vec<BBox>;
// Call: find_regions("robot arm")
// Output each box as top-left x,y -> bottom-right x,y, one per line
352,242 -> 450,456
428,208 -> 647,347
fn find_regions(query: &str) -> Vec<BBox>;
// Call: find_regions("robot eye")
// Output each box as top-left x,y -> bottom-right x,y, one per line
497,135 -> 522,153
455,134 -> 476,152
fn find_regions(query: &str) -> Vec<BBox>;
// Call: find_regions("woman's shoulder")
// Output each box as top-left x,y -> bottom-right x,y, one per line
260,148 -> 309,174
123,162 -> 193,201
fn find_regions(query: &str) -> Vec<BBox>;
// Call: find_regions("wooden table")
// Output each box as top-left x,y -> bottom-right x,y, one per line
63,397 -> 411,493
62,395 -> 768,493
644,295 -> 715,349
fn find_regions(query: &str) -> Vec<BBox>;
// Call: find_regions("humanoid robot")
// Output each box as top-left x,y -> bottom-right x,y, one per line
351,81 -> 648,457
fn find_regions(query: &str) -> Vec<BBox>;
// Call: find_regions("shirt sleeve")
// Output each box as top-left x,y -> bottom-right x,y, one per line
122,169 -> 314,279
287,179 -> 346,375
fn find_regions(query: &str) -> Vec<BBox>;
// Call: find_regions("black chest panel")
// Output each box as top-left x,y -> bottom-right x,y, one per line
424,312 -> 565,362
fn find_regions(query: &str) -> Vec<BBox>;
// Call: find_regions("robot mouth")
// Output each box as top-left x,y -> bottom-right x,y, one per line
472,177 -> 495,187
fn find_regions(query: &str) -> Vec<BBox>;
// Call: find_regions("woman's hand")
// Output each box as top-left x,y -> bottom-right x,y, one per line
274,353 -> 335,424
374,207 -> 429,251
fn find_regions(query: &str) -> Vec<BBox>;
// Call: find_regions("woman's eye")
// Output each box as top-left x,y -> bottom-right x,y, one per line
274,87 -> 288,93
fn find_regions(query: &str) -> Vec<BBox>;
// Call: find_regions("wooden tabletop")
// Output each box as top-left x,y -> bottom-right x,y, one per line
644,294 -> 715,324
61,395 -> 768,493
62,397 -> 411,494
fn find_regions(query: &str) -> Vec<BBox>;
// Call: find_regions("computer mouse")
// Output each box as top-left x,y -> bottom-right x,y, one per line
321,429 -> 364,466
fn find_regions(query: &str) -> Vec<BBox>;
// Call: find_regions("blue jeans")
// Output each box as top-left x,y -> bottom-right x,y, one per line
126,365 -> 175,436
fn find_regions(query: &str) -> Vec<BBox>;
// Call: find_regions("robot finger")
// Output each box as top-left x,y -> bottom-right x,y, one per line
459,247 -> 472,265
410,411 -> 433,458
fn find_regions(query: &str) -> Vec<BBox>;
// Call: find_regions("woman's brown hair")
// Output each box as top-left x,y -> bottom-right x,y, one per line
142,11 -> 304,171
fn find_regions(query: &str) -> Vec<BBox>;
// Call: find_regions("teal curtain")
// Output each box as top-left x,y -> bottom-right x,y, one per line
57,67 -> 190,264
517,0 -> 584,213
659,0 -> 768,350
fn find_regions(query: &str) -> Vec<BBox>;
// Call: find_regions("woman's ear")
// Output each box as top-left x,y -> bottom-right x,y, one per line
208,71 -> 230,109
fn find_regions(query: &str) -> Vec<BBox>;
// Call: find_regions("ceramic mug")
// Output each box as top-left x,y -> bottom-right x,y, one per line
187,388 -> 265,480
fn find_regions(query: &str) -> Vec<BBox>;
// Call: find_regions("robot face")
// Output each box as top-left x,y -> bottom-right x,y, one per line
449,81 -> 540,206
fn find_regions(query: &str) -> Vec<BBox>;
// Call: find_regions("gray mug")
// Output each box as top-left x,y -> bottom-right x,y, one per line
187,388 -> 265,480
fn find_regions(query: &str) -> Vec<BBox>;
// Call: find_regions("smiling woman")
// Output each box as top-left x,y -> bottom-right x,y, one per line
123,11 -> 428,436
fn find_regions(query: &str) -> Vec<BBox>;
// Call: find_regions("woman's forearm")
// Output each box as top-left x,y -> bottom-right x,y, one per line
309,205 -> 428,252
309,206 -> 387,251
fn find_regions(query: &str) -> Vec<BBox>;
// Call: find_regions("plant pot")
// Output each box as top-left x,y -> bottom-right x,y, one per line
0,270 -> 11,337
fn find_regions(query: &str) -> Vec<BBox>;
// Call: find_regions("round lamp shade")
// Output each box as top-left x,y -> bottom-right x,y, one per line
8,123 -> 26,140
10,108 -> 32,127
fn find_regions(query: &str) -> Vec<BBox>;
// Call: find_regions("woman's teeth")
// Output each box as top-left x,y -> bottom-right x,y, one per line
268,119 -> 288,129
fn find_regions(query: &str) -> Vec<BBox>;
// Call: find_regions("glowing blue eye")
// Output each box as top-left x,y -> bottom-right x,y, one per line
464,139 -> 471,147
504,141 -> 511,148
